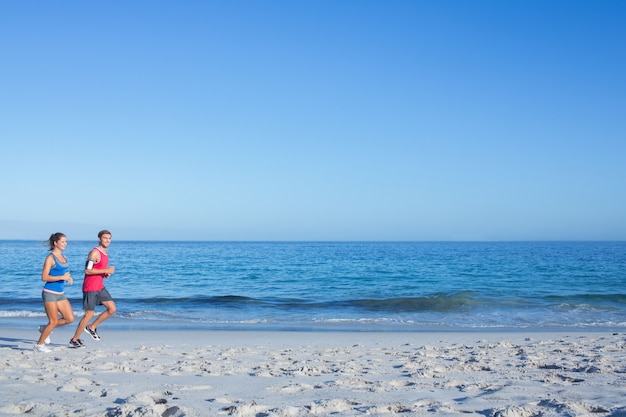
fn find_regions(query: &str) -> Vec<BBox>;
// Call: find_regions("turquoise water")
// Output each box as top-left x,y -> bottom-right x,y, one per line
1,241 -> 625,331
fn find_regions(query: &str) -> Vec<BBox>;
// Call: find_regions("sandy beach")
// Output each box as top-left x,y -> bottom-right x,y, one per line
1,328 -> 625,416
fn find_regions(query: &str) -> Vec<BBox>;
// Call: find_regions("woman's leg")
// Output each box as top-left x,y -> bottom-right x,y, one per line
55,299 -> 75,327
37,300 -> 75,345
37,301 -> 59,345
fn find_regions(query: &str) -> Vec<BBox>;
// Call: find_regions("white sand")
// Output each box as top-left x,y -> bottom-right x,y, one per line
1,328 -> 625,416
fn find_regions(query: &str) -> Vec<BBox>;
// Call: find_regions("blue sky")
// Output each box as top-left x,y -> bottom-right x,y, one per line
1,1 -> 625,241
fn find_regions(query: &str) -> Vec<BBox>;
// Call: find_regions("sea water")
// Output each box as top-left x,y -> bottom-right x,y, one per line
1,241 -> 625,331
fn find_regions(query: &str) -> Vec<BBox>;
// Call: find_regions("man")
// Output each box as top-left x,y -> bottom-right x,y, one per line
69,230 -> 116,348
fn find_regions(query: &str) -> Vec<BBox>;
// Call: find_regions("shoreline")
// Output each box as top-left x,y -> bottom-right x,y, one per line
2,328 -> 625,416
3,316 -> 625,334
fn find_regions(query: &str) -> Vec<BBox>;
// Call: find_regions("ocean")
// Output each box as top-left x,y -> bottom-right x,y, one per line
1,240 -> 625,332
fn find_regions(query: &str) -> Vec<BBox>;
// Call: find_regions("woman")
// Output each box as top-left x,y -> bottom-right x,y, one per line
35,232 -> 77,352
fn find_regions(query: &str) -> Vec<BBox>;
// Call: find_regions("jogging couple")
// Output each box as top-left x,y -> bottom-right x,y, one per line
35,230 -> 116,352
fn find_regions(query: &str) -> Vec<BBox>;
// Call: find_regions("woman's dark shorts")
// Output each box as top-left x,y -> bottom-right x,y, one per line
42,291 -> 67,302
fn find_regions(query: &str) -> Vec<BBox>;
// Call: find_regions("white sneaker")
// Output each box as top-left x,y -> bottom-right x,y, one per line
34,344 -> 52,353
38,325 -> 51,344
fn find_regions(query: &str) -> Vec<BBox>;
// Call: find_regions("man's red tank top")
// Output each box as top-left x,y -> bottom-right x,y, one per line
83,247 -> 108,292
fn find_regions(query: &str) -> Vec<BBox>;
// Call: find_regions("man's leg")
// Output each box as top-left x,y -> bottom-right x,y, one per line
71,310 -> 94,342
90,300 -> 116,330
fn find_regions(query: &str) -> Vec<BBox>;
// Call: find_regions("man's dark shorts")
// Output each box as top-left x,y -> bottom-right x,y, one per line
83,288 -> 114,311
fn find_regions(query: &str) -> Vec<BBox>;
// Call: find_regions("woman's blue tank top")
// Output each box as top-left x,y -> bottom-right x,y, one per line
43,254 -> 69,294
